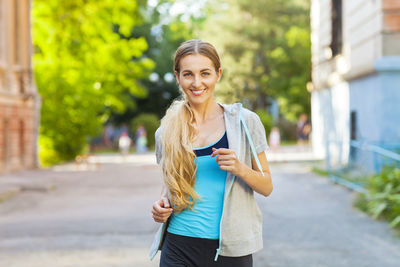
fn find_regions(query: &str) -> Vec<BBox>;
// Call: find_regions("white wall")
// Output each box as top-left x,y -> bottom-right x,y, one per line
311,0 -> 383,90
311,82 -> 350,165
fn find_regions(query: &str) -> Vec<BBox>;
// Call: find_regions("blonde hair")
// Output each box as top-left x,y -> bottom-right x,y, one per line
159,39 -> 221,213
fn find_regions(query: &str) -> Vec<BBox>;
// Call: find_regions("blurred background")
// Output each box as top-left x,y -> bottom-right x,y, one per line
0,0 -> 400,266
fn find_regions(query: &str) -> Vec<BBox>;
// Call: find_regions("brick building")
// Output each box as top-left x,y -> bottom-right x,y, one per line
0,0 -> 39,174
310,0 -> 400,162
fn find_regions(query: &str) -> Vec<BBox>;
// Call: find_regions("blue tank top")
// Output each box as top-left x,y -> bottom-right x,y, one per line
167,131 -> 229,239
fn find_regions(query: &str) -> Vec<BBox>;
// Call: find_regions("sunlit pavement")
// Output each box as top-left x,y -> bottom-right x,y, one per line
0,153 -> 161,267
0,153 -> 400,267
265,145 -> 323,162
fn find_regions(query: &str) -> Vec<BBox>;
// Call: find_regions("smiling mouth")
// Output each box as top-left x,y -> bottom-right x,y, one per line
190,89 -> 206,96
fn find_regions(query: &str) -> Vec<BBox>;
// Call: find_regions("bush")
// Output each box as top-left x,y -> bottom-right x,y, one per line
130,113 -> 160,149
39,130 -> 93,167
38,135 -> 62,167
255,109 -> 274,136
355,166 -> 400,229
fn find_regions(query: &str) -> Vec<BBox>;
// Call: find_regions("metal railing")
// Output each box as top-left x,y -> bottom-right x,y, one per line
325,140 -> 400,193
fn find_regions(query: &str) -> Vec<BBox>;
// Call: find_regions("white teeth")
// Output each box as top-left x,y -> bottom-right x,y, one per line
191,89 -> 205,96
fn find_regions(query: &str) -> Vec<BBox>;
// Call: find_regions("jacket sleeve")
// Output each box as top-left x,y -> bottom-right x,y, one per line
155,127 -> 163,165
248,112 -> 269,155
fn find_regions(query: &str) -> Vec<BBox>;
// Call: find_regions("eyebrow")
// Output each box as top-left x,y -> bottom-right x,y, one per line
182,68 -> 212,73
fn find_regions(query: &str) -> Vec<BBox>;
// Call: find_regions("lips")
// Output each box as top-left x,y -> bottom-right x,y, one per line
190,89 -> 206,96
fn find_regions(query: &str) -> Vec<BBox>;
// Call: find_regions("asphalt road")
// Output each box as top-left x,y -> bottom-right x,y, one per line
0,154 -> 399,267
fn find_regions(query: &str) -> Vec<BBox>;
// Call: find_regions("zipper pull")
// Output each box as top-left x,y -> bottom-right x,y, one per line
214,247 -> 221,261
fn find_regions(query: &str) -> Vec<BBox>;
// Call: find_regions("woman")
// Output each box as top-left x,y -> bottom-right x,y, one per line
150,39 -> 273,267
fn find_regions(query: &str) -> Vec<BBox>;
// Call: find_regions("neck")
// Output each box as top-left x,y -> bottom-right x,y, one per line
188,99 -> 222,125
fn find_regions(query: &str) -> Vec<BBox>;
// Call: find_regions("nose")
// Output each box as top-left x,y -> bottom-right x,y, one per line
192,75 -> 201,88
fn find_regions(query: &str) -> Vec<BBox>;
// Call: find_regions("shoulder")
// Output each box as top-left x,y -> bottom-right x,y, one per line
155,127 -> 163,163
155,126 -> 161,135
241,107 -> 257,117
155,127 -> 163,142
220,102 -> 259,120
241,107 -> 262,126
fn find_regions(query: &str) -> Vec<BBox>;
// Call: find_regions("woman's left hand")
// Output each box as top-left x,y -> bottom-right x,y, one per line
211,148 -> 244,177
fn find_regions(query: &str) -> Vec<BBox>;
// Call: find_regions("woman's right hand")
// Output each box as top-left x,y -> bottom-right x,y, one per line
152,197 -> 173,223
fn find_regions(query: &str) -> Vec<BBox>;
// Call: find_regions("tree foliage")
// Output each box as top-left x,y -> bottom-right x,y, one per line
109,0 -> 201,124
199,0 -> 311,121
33,0 -> 154,165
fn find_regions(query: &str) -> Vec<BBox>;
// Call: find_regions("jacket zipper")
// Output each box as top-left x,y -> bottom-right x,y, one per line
214,176 -> 236,261
214,104 -> 242,261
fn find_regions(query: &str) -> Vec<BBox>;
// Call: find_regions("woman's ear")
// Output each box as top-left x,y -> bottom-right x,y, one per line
217,68 -> 223,82
174,71 -> 180,84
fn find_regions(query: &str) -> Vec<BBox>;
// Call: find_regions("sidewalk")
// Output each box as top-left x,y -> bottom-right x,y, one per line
0,170 -> 56,203
1,154 -> 400,266
0,153 -> 155,203
256,162 -> 400,266
0,146 -> 317,202
267,145 -> 323,162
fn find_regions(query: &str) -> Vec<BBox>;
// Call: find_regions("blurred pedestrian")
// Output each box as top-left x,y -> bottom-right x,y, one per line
150,39 -> 273,267
297,113 -> 311,147
118,132 -> 131,156
269,127 -> 281,151
103,123 -> 114,148
135,125 -> 148,153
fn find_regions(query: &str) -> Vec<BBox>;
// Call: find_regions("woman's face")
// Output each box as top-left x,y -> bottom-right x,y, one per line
175,54 -> 222,105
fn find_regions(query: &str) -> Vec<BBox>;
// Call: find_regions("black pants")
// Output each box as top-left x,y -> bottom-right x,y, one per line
160,232 -> 253,267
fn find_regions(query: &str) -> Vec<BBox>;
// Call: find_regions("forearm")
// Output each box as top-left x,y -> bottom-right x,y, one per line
237,163 -> 273,197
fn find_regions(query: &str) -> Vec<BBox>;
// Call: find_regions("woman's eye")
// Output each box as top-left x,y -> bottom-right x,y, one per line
202,72 -> 210,76
183,73 -> 192,77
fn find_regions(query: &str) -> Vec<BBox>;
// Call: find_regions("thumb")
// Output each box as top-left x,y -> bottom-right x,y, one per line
162,198 -> 170,208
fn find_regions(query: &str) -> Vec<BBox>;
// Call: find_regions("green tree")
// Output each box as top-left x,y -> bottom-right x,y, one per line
199,0 -> 311,122
109,0 -> 203,124
33,0 -> 154,165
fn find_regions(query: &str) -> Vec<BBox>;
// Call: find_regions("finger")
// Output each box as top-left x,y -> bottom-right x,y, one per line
152,202 -> 174,213
211,148 -> 232,155
211,148 -> 234,157
152,214 -> 168,223
153,203 -> 173,214
218,165 -> 234,171
161,198 -> 170,208
152,206 -> 173,214
217,160 -> 235,167
215,156 -> 236,165
155,199 -> 173,211
152,212 -> 170,219
216,148 -> 233,154
215,155 -> 235,162
152,210 -> 172,220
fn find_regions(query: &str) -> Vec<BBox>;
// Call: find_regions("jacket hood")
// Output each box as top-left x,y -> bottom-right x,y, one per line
218,102 -> 242,115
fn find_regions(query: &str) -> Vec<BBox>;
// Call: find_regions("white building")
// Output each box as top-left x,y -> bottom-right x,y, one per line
310,0 -> 400,164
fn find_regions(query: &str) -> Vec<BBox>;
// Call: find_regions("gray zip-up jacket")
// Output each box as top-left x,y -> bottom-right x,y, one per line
149,102 -> 269,260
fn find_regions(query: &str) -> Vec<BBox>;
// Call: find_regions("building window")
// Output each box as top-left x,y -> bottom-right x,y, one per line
331,0 -> 342,56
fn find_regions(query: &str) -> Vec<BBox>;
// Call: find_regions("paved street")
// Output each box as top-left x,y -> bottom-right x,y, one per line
1,153 -> 400,267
